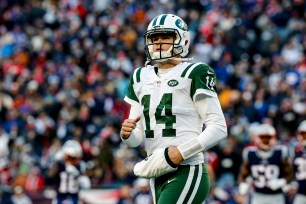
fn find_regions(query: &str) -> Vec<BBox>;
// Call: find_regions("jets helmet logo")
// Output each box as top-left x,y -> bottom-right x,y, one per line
175,19 -> 188,31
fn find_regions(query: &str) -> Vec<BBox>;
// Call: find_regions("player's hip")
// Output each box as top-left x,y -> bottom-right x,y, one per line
151,164 -> 210,204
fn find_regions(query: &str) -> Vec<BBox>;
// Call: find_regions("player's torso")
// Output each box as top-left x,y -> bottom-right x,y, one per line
133,63 -> 202,154
293,146 -> 306,195
246,146 -> 285,194
56,162 -> 82,196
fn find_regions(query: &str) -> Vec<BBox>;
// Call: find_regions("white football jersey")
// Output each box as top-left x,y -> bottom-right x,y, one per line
124,62 -> 218,164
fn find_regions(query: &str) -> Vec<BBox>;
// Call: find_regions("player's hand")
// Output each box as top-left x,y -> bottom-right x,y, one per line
267,178 -> 286,191
235,194 -> 246,204
133,148 -> 178,178
167,146 -> 183,165
238,182 -> 250,195
120,116 -> 141,139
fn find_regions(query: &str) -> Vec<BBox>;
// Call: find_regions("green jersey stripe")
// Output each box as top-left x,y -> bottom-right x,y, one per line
184,62 -> 205,78
181,63 -> 195,77
126,74 -> 139,102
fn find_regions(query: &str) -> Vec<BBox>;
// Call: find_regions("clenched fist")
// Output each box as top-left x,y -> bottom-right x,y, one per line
120,116 -> 141,139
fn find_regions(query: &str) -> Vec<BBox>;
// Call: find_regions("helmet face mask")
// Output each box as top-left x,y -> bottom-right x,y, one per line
297,131 -> 306,146
255,134 -> 276,151
144,14 -> 190,62
254,124 -> 277,151
297,120 -> 306,146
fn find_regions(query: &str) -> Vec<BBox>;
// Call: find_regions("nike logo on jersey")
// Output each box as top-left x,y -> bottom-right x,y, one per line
168,178 -> 176,184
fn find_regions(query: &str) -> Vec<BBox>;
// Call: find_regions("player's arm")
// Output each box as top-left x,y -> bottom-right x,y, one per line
283,158 -> 294,183
44,161 -> 59,187
78,161 -> 91,189
237,149 -> 251,195
282,145 -> 294,183
171,65 -> 227,164
238,160 -> 250,183
120,68 -> 144,147
48,162 -> 59,178
120,103 -> 144,147
279,157 -> 295,193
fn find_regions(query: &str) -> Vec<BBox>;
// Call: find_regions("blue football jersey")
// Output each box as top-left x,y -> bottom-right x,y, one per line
292,145 -> 306,195
55,161 -> 83,200
243,145 -> 288,194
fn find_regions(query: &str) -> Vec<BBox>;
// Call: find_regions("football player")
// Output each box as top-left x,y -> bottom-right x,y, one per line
237,124 -> 293,204
291,120 -> 306,204
48,140 -> 91,204
120,14 -> 227,204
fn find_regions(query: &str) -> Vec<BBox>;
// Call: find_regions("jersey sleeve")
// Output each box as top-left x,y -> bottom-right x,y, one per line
124,68 -> 141,106
187,63 -> 218,100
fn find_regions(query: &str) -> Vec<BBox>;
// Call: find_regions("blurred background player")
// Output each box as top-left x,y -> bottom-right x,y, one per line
47,140 -> 91,204
133,178 -> 153,204
237,124 -> 293,204
291,120 -> 306,204
11,185 -> 32,204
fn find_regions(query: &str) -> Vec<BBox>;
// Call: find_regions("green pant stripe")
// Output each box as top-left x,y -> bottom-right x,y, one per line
177,165 -> 196,203
182,165 -> 200,204
187,164 -> 203,203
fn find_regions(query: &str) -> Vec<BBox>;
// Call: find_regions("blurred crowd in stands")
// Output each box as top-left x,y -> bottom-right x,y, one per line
0,0 -> 305,203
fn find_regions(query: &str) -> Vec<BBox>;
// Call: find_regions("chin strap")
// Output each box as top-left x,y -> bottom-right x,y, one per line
145,56 -> 193,66
172,57 -> 194,61
145,60 -> 151,66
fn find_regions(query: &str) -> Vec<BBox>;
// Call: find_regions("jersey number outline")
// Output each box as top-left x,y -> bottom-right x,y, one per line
294,157 -> 306,180
251,164 -> 280,188
59,172 -> 79,193
141,93 -> 176,138
206,76 -> 215,90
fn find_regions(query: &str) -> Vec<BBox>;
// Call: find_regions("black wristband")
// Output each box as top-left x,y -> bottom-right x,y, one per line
164,147 -> 178,168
